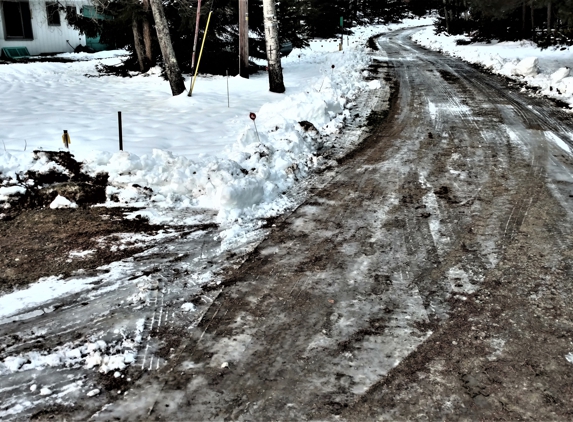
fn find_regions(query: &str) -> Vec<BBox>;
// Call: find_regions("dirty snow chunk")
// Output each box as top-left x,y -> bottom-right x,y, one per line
99,354 -> 128,373
4,356 -> 27,372
566,352 -> 573,364
84,352 -> 103,369
87,388 -> 100,397
123,352 -> 136,364
49,195 -> 78,209
39,387 -> 52,396
30,384 -> 37,392
181,302 -> 196,312
512,57 -> 539,77
551,67 -> 570,84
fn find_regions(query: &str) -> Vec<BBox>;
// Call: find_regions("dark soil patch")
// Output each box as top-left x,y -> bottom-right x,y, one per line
0,207 -> 166,294
1,150 -> 109,213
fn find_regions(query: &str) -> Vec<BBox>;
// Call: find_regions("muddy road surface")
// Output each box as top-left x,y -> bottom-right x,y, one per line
6,28 -> 573,420
89,29 -> 573,421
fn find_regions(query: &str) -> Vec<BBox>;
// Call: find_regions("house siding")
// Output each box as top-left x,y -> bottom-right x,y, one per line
0,0 -> 88,55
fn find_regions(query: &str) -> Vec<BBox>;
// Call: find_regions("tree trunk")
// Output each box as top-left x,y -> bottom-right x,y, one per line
148,0 -> 186,95
531,0 -> 535,41
142,0 -> 153,66
239,0 -> 249,78
522,1 -> 526,36
132,19 -> 145,72
547,1 -> 552,44
262,0 -> 285,93
443,0 -> 450,33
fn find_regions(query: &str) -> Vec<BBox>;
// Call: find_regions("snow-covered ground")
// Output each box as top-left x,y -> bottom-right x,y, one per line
412,25 -> 573,108
1,26 -> 390,228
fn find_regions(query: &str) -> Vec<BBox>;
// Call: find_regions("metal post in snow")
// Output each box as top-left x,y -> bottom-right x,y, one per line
62,130 -> 71,149
118,111 -> 123,151
250,112 -> 260,142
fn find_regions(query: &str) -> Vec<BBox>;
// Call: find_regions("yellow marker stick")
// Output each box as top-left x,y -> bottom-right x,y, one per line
189,11 -> 213,97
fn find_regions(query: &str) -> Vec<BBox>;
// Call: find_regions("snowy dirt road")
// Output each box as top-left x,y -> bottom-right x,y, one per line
6,27 -> 573,420
85,29 -> 573,420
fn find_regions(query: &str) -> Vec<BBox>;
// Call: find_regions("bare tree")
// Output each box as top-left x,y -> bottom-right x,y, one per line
132,19 -> 146,72
262,0 -> 285,93
148,0 -> 186,95
141,0 -> 153,66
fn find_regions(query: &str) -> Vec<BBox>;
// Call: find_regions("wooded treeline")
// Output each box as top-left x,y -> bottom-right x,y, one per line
66,0 -> 435,77
438,0 -> 573,46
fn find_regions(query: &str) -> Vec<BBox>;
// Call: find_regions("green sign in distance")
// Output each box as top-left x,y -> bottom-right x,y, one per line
340,16 -> 343,27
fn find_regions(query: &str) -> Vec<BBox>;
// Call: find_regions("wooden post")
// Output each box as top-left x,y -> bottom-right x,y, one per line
118,112 -> 123,151
239,0 -> 249,79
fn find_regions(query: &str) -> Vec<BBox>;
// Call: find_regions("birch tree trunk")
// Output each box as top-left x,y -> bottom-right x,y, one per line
132,19 -> 145,72
262,0 -> 285,93
148,0 -> 186,95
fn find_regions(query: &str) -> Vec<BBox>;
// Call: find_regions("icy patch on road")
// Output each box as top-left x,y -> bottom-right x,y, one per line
428,100 -> 438,123
545,131 -> 571,154
0,230 -> 181,321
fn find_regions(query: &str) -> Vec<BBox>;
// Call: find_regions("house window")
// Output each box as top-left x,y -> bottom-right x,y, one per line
65,5 -> 76,18
2,1 -> 34,40
46,2 -> 60,26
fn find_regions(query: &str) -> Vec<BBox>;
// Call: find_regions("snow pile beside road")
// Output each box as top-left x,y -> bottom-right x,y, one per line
82,48 -> 374,224
412,26 -> 573,107
0,26 -> 387,229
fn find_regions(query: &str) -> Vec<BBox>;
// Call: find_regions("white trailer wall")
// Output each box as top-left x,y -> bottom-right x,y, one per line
0,1 -> 87,55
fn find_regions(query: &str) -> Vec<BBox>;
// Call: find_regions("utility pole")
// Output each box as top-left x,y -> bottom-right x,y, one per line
239,0 -> 249,79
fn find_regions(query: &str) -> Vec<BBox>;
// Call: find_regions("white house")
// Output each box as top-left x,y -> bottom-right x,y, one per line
0,0 -> 101,56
